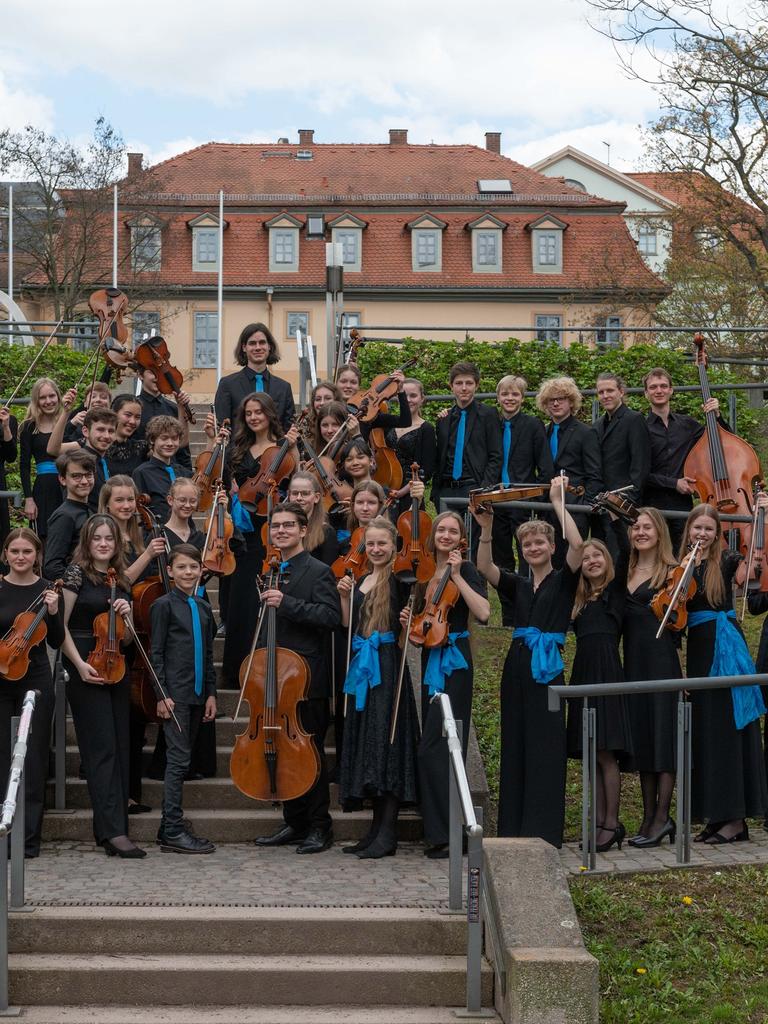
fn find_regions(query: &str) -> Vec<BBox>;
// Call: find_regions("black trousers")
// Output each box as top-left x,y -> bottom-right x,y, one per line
283,698 -> 332,834
0,677 -> 55,856
492,511 -> 524,624
162,703 -> 204,833
65,656 -> 130,844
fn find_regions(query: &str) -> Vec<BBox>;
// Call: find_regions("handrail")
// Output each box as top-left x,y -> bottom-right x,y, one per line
546,671 -> 768,709
433,693 -> 481,838
0,690 -> 36,837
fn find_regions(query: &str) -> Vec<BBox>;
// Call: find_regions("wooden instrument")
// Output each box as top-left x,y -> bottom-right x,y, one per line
88,288 -> 132,379
230,558 -> 320,802
347,358 -> 418,423
130,497 -> 173,720
331,495 -> 396,581
134,334 -> 196,423
260,489 -> 282,576
393,464 -> 435,584
86,568 -> 126,684
238,438 -> 297,515
194,420 -> 231,513
121,612 -> 181,731
591,490 -> 640,525
389,590 -> 415,744
202,480 -> 236,576
468,481 -> 584,514
347,327 -> 366,364
740,486 -> 768,619
409,542 -> 467,649
0,581 -> 63,681
297,435 -> 353,512
651,542 -> 701,637
369,427 -> 403,490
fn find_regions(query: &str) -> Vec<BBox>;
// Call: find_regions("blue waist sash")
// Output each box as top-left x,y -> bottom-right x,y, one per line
514,626 -> 566,685
343,631 -> 396,711
687,609 -> 766,729
230,493 -> 254,534
35,461 -> 57,474
424,631 -> 470,696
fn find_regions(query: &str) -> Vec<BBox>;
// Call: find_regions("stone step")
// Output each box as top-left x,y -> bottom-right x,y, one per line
10,907 -> 465,956
41,808 -> 424,843
7,1007 -> 498,1024
63,743 -> 338,776
9,953 -> 491,1007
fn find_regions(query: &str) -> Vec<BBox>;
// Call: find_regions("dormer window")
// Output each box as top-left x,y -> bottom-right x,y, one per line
466,214 -> 506,273
527,214 -> 567,274
127,215 -> 164,272
329,214 -> 367,273
187,213 -> 227,272
265,213 -> 302,273
406,213 -> 447,273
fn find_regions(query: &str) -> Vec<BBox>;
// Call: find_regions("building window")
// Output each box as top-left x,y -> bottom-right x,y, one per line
472,229 -> 502,272
412,229 -> 441,272
332,228 -> 362,271
193,227 -> 219,271
535,315 -> 563,344
536,231 -> 558,266
131,224 -> 162,272
636,223 -> 658,256
596,316 -> 621,348
71,316 -> 98,354
132,311 -> 161,347
565,178 -> 586,192
287,311 -> 309,341
270,228 -> 299,272
194,312 -> 218,368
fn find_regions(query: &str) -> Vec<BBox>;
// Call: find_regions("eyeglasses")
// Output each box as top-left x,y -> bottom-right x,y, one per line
172,498 -> 198,506
547,396 -> 569,403
68,472 -> 95,481
271,522 -> 300,531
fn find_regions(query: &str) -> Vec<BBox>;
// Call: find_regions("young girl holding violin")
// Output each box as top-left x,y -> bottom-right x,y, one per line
681,505 -> 767,844
624,507 -> 681,848
61,514 -> 144,858
315,400 -> 356,456
474,476 -> 581,849
416,511 -> 490,858
386,378 -> 436,518
337,516 -> 420,859
98,476 -> 168,584
339,437 -> 375,487
287,471 -> 339,566
19,377 -> 66,538
0,528 -> 63,857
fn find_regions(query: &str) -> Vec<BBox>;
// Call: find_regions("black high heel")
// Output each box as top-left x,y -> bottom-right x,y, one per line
596,822 -> 626,853
102,838 -> 147,859
630,818 -> 676,848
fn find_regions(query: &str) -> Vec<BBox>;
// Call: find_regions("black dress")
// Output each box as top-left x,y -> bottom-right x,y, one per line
686,552 -> 767,823
622,579 -> 680,773
0,577 -> 63,855
567,526 -> 633,757
385,421 -> 437,517
496,563 -> 579,848
746,587 -> 768,809
19,422 -> 62,538
0,414 -> 17,545
339,576 -> 419,806
418,561 -> 486,846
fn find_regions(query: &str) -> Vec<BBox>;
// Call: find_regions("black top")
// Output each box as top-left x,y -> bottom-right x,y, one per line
435,400 -> 502,488
572,523 -> 629,639
422,561 -> 487,633
498,411 -> 554,489
0,577 -> 64,683
162,523 -> 206,551
132,457 -> 191,523
309,522 -> 340,566
62,564 -> 131,634
150,588 -> 216,703
107,437 -> 149,477
43,500 -> 90,580
134,392 -> 192,472
214,367 -> 296,433
644,410 -> 729,510
592,403 -> 651,503
546,415 -> 602,504
358,392 -> 412,440
497,562 -> 579,635
0,414 -> 18,487
384,420 -> 437,485
685,551 -> 741,679
19,422 -> 54,497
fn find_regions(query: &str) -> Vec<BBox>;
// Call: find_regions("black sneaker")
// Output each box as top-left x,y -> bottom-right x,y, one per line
157,828 -> 216,854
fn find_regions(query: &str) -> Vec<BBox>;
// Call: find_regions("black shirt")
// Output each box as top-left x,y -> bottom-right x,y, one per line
497,563 -> 579,636
135,392 -> 192,472
43,500 -> 89,580
132,457 -> 191,523
644,410 -> 726,510
107,437 -> 149,477
150,589 -> 216,704
81,443 -> 109,512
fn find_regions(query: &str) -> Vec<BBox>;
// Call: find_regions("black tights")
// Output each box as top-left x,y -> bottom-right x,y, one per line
639,770 -> 675,833
596,751 -> 622,834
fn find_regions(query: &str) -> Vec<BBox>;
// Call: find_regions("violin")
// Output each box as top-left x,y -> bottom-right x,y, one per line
591,490 -> 640,525
134,335 -> 196,424
194,419 -> 231,513
347,327 -> 366,364
651,541 -> 701,636
393,464 -> 435,584
88,288 -> 132,378
230,558 -> 320,802
260,503 -> 283,576
319,416 -> 359,465
0,580 -> 63,681
202,480 -> 236,576
468,481 -> 584,514
409,542 -> 467,649
238,437 -> 297,515
369,427 -> 403,491
87,568 -> 127,684
297,436 -> 353,512
347,358 -> 418,423
331,495 -> 397,581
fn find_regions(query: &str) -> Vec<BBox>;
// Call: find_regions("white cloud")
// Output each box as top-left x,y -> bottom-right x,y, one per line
0,70 -> 54,133
509,120 -> 650,172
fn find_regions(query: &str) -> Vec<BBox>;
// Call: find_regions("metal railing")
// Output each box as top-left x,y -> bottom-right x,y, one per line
431,693 -> 494,1019
546,673 -> 768,871
0,492 -> 22,509
0,691 -> 37,1016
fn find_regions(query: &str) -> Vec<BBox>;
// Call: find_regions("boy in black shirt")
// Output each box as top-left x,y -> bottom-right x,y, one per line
132,416 -> 191,522
42,450 -> 95,579
151,544 -> 217,854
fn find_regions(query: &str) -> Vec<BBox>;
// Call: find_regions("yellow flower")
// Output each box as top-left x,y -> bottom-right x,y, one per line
579,865 -> 588,872
636,968 -> 647,975
682,896 -> 693,906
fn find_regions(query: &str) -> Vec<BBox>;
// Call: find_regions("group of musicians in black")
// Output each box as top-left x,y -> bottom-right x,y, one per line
1,320 -> 767,863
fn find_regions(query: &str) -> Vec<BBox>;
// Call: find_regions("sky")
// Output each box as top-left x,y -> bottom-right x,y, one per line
0,0 -> 664,173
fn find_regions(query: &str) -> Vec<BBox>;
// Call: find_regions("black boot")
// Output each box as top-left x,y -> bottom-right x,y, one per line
357,794 -> 399,860
343,797 -> 384,854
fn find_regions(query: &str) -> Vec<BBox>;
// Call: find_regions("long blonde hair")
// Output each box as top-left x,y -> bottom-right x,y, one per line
23,377 -> 62,430
679,504 -> 725,607
628,507 -> 677,590
572,539 -> 615,618
359,517 -> 396,636
287,471 -> 327,553
98,475 -> 145,555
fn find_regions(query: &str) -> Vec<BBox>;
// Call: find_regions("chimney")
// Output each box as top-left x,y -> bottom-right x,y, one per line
127,152 -> 143,176
389,129 -> 408,146
298,129 -> 314,146
485,132 -> 501,154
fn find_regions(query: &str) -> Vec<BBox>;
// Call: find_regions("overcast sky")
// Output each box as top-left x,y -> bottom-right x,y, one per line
0,0 -> 663,172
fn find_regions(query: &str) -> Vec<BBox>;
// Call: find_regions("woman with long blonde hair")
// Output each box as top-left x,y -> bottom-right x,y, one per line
19,377 -> 65,537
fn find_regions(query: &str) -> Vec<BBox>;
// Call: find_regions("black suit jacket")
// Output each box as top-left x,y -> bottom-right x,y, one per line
592,403 -> 651,503
433,401 -> 502,495
547,416 -> 603,503
214,367 -> 295,432
501,412 -> 554,486
261,550 -> 341,699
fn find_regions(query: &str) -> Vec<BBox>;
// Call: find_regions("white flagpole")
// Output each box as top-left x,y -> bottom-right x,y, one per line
217,190 -> 224,382
112,185 -> 118,288
7,184 -> 13,303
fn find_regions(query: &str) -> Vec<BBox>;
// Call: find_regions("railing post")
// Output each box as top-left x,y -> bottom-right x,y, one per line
464,807 -> 485,1018
581,699 -> 597,871
8,719 -> 24,912
676,693 -> 692,865
0,834 -> 8,1015
54,657 -> 67,811
447,719 -> 463,912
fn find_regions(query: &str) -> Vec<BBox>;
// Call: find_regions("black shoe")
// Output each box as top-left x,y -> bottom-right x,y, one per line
103,838 -> 147,859
631,819 -> 676,849
254,825 -> 308,847
596,822 -> 626,853
158,829 -> 216,854
343,835 -> 374,854
184,771 -> 205,781
357,833 -> 397,859
424,843 -> 449,859
128,803 -> 152,815
296,828 -> 333,854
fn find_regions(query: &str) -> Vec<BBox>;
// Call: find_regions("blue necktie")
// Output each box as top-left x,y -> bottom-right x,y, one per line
451,409 -> 467,481
187,596 -> 204,696
549,423 -> 559,462
501,419 -> 512,486
100,457 -> 110,482
254,373 -> 264,393
164,464 -> 176,483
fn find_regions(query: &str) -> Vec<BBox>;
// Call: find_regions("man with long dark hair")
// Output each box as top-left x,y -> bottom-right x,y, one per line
214,323 -> 295,431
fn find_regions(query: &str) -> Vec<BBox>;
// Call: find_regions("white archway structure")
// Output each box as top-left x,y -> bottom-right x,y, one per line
0,290 -> 33,344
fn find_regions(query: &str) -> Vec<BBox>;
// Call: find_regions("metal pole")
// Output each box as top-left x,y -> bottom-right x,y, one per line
112,185 -> 118,289
217,190 -> 224,383
7,185 -> 12,305
675,696 -> 692,865
0,833 -> 8,1013
448,719 -> 463,912
589,707 -> 596,870
463,807 -> 485,1017
54,658 -> 67,811
8,719 -> 23,911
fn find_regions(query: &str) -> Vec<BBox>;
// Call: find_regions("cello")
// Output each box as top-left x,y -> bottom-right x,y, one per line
393,464 -> 435,584
369,427 -> 403,490
230,558 -> 320,802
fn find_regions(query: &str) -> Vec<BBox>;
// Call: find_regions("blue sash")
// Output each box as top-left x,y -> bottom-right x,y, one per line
514,626 -> 566,684
343,631 -> 395,711
687,609 -> 766,729
230,493 -> 254,533
35,461 -> 57,475
424,631 -> 470,696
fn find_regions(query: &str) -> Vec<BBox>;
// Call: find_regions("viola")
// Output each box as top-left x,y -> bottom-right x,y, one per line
194,419 -> 231,513
331,495 -> 396,581
0,580 -> 63,681
347,358 -> 418,423
409,542 -> 467,649
134,335 -> 196,424
87,568 -> 127,684
651,542 -> 701,636
202,481 -> 236,576
468,481 -> 584,514
230,558 -> 320,802
238,438 -> 297,515
297,435 -> 353,512
393,464 -> 435,584
369,427 -> 403,491
88,288 -> 132,378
